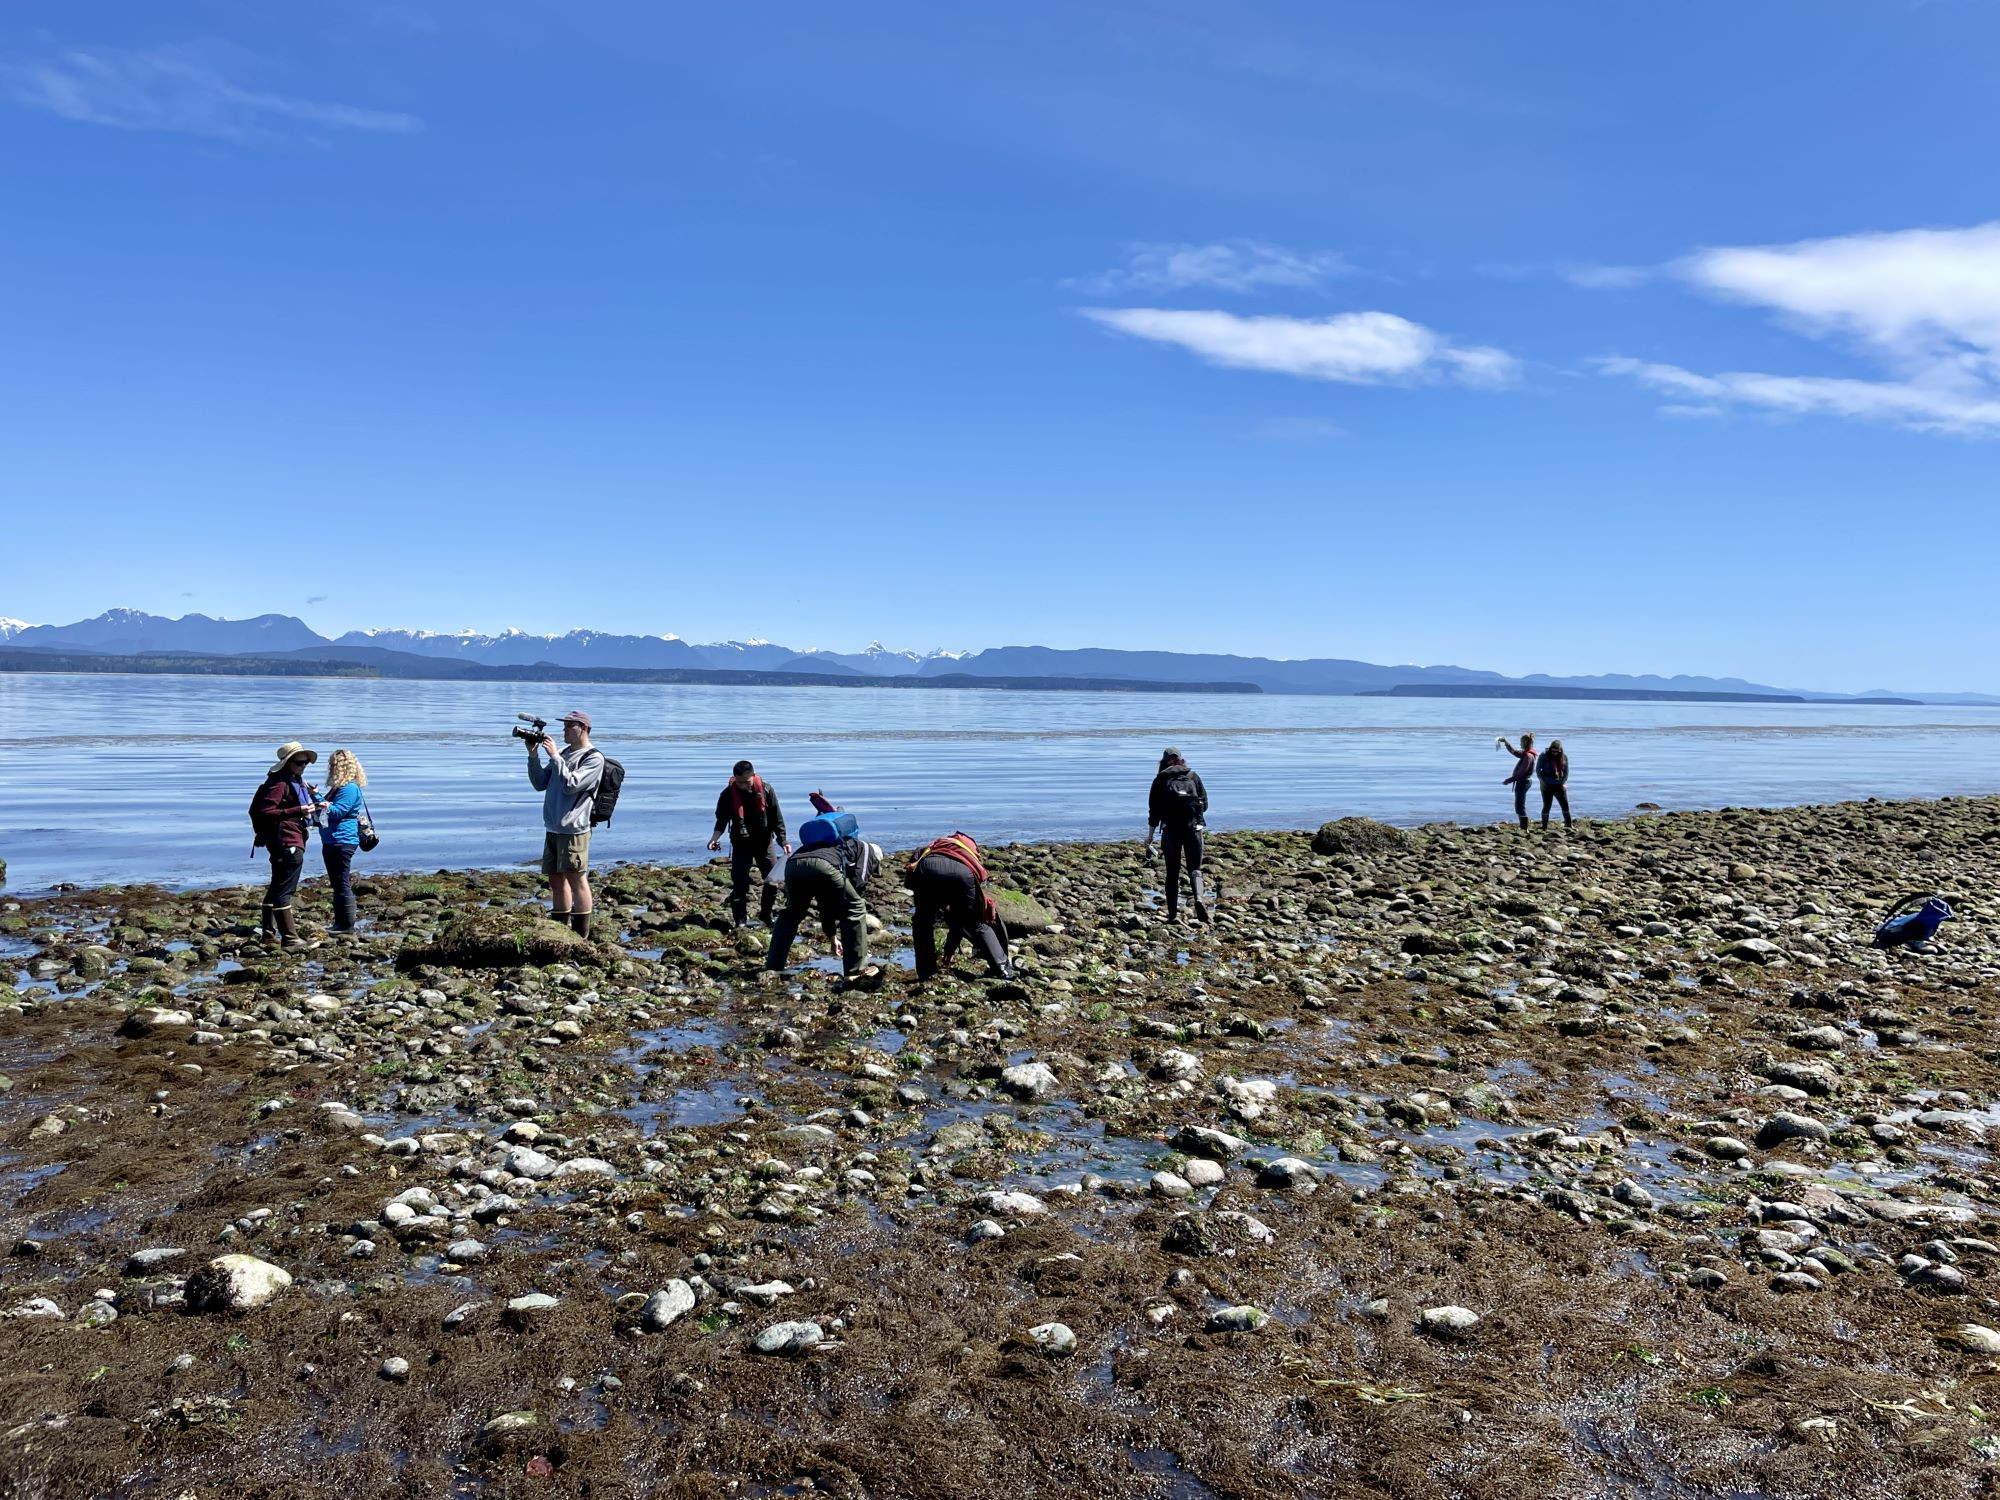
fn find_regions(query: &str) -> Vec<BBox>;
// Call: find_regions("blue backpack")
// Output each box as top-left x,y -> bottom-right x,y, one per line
797,810 -> 859,851
1875,894 -> 1951,949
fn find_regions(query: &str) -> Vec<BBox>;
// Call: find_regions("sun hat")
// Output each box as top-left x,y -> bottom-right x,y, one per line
561,709 -> 593,732
269,741 -> 318,776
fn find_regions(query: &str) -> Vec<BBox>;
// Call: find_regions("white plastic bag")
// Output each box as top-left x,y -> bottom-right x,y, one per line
766,835 -> 787,886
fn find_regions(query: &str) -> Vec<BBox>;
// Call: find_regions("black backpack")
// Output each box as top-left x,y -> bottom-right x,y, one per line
1165,768 -> 1203,819
590,756 -> 626,826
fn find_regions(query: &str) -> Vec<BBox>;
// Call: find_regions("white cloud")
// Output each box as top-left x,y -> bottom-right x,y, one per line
1,46 -> 422,142
1073,239 -> 1353,295
1084,307 -> 1519,389
1598,222 -> 2000,435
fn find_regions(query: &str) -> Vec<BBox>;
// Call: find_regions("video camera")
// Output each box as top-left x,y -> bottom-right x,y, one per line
510,713 -> 549,744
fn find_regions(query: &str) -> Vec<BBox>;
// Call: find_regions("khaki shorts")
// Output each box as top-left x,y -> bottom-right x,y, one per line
542,831 -> 591,874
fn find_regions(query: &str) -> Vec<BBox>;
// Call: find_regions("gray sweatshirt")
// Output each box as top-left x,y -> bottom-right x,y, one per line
528,743 -> 604,834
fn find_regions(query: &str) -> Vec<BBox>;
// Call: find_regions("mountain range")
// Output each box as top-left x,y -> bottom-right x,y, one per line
1,609 -> 1988,702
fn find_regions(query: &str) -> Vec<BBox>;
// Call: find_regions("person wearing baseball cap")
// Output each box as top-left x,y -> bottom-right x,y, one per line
526,709 -> 603,936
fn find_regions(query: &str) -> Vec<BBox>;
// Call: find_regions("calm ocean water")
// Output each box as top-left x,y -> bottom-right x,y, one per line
3,672 -> 1999,894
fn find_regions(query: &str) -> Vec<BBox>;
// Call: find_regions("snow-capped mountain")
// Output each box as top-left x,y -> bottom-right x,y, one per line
4,607 -> 1936,698
791,642 -> 968,676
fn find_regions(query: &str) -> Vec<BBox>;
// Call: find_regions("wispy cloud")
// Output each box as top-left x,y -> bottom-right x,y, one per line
1596,222 -> 2000,435
1252,416 -> 1346,443
1084,307 -> 1518,390
0,45 -> 422,143
1071,240 -> 1354,296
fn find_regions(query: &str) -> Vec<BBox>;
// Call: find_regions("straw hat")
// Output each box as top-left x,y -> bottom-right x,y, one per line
268,741 -> 318,776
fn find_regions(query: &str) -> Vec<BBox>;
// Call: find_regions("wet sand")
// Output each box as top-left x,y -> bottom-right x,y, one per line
4,797 -> 2000,1497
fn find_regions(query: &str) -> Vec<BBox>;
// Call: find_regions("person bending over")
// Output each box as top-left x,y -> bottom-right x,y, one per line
907,832 -> 1013,981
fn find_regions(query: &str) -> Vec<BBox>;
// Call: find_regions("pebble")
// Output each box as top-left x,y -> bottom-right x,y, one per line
1419,1305 -> 1481,1337
751,1320 -> 824,1357
1026,1322 -> 1077,1356
641,1281 -> 696,1331
380,1357 -> 411,1381
1206,1305 -> 1270,1333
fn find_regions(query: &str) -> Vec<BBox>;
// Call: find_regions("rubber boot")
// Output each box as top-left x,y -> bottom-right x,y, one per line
274,905 -> 306,950
259,902 -> 278,943
549,909 -> 570,930
758,885 -> 778,926
1191,872 -> 1212,924
570,911 -> 592,940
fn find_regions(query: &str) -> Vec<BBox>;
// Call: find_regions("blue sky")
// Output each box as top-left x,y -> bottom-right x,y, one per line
5,2 -> 2000,690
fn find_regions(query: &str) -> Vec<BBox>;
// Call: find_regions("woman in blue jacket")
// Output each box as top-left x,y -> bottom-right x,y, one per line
320,749 -> 369,932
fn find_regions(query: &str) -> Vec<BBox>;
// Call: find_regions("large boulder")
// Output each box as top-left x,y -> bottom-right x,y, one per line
396,912 -> 595,970
989,888 -> 1054,935
184,1254 -> 292,1314
1311,818 -> 1406,857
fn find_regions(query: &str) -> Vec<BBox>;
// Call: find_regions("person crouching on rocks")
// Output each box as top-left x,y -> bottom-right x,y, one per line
1537,738 -> 1573,831
1499,732 -> 1536,830
906,832 -> 1014,981
708,760 -> 788,927
319,748 -> 370,933
251,741 -> 322,948
527,710 -> 603,937
766,791 -> 879,979
1144,746 -> 1211,922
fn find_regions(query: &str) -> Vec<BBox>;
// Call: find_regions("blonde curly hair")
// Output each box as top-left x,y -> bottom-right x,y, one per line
326,749 -> 367,790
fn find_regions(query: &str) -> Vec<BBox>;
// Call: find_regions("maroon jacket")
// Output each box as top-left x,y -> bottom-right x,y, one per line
252,775 -> 311,851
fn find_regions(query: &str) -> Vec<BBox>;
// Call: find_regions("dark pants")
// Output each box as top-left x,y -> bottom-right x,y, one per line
1511,778 -> 1530,827
1539,782 -> 1572,827
323,842 -> 357,930
911,854 -> 1009,979
729,841 -> 779,924
766,853 -> 867,974
265,845 -> 304,913
1161,822 -> 1205,918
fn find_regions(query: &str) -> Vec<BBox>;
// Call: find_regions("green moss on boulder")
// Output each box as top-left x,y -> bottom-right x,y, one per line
396,911 -> 596,970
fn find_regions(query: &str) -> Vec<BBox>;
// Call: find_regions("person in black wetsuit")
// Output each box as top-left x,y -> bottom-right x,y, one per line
906,832 -> 1012,980
708,760 -> 788,926
1144,746 -> 1211,922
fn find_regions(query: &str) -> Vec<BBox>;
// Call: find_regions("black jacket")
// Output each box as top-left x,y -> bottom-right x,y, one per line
1148,764 -> 1209,829
715,780 -> 786,847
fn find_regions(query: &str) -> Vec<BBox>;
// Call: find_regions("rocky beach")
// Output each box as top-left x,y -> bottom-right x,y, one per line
4,796 -> 2000,1498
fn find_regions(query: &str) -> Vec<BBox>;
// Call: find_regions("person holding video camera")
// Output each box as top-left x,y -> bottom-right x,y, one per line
526,709 -> 603,937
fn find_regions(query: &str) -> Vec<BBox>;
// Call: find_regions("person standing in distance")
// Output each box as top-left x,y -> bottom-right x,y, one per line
1499,732 -> 1536,830
528,709 -> 603,937
708,760 -> 789,927
1144,746 -> 1211,922
1537,737 -> 1573,831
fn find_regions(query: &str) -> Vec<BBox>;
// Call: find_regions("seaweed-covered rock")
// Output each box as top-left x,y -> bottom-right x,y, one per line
990,888 -> 1054,935
396,912 -> 596,970
1311,818 -> 1406,857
